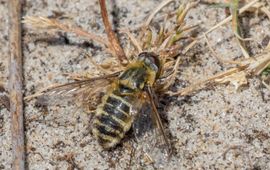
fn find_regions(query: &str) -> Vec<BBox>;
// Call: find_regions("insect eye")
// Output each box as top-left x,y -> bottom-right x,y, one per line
146,56 -> 159,72
138,53 -> 146,61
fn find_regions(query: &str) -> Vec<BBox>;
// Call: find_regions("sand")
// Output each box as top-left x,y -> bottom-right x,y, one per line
0,0 -> 269,169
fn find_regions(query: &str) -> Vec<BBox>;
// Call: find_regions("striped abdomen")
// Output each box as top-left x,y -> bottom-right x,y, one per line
92,53 -> 160,149
92,92 -> 133,149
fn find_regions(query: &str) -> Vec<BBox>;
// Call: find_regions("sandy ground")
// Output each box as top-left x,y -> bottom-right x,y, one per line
0,0 -> 270,169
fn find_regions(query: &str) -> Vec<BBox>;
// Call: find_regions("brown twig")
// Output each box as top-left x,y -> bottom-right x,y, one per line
8,0 -> 25,169
99,0 -> 128,66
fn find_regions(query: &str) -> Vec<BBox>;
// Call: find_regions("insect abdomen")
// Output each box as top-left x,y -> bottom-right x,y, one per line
93,93 -> 133,149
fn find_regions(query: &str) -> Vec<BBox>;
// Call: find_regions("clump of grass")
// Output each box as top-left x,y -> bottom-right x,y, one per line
169,0 -> 270,96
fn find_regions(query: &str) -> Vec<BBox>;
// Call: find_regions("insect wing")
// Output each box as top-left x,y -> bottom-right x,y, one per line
132,97 -> 170,167
35,72 -> 119,110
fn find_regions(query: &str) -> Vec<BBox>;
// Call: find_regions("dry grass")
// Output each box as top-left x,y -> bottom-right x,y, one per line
18,0 -> 270,168
168,0 -> 270,96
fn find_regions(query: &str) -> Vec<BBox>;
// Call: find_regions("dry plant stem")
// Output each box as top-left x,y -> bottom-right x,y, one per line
144,0 -> 175,27
99,0 -> 128,66
170,48 -> 270,96
169,67 -> 245,96
59,23 -> 109,47
160,56 -> 181,91
231,0 -> 250,58
261,6 -> 270,20
177,1 -> 200,24
204,34 -> 242,65
23,17 -> 109,48
262,80 -> 270,91
185,0 -> 259,55
204,0 -> 260,36
121,29 -> 143,53
8,0 -> 25,170
182,39 -> 197,54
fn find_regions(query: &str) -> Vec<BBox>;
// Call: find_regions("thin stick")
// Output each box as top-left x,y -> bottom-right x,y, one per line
8,0 -> 25,169
99,0 -> 128,65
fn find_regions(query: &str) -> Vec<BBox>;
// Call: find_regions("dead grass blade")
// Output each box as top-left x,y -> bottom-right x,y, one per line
23,16 -> 109,47
261,6 -> 270,20
169,48 -> 270,96
262,80 -> 270,91
168,67 -> 245,96
230,0 -> 250,58
120,28 -> 143,53
204,0 -> 260,36
144,0 -> 175,27
204,34 -> 242,65
181,0 -> 260,55
176,1 -> 200,25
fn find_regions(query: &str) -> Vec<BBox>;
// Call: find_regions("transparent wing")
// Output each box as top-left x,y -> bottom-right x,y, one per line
131,88 -> 171,167
34,72 -> 120,111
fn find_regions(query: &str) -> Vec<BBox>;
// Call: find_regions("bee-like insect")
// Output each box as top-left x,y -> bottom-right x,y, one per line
25,0 -> 197,162
35,51 -> 170,152
92,52 -> 164,149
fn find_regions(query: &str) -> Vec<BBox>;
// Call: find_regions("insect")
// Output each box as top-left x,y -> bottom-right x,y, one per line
92,51 -> 168,149
24,0 -> 198,158
33,52 -> 171,152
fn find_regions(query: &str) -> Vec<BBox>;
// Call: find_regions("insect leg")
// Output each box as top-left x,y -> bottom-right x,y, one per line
156,56 -> 181,93
146,85 -> 172,155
